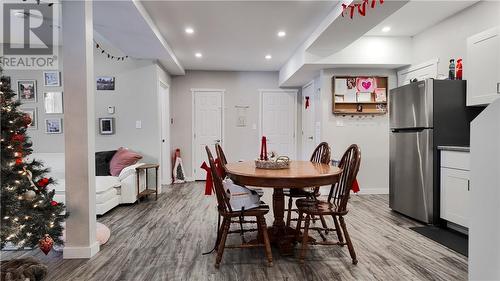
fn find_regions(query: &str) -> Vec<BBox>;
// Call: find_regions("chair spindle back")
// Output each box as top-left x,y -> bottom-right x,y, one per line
310,142 -> 331,164
215,143 -> 228,178
206,146 -> 232,213
327,144 -> 361,213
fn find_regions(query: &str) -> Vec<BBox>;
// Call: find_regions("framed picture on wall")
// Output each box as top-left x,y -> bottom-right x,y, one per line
43,71 -> 61,87
45,118 -> 63,134
17,80 -> 37,102
21,108 -> 37,129
44,92 -> 64,114
99,118 -> 115,135
96,76 -> 115,91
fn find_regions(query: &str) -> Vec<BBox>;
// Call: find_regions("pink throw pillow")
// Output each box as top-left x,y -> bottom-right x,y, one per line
109,147 -> 142,176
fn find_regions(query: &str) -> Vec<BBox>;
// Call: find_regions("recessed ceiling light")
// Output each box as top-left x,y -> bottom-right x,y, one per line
277,31 -> 286,37
185,27 -> 194,34
195,52 -> 202,58
265,54 -> 272,60
382,26 -> 391,33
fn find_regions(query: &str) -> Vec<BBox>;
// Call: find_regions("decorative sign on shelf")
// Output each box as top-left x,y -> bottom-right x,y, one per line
332,76 -> 388,115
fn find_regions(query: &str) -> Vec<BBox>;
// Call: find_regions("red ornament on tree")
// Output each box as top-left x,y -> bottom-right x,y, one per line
37,178 -> 50,188
50,201 -> 58,206
38,234 -> 54,255
15,158 -> 23,165
11,133 -> 25,142
22,114 -> 32,127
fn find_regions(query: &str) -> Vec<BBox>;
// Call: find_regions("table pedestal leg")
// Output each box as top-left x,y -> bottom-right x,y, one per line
268,188 -> 297,256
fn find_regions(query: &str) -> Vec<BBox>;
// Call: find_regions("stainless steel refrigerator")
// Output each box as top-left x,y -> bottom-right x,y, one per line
389,79 -> 481,224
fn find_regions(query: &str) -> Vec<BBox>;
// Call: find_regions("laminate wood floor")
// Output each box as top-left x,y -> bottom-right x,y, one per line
1,182 -> 467,281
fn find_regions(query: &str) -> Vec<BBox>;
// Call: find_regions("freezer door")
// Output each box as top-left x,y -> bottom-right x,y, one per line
389,129 -> 434,223
389,80 -> 433,129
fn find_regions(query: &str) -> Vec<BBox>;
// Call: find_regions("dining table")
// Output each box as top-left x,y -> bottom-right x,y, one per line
224,160 -> 342,256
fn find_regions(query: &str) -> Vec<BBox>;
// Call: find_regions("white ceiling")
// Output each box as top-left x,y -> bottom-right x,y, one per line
366,0 -> 478,36
140,1 -> 339,71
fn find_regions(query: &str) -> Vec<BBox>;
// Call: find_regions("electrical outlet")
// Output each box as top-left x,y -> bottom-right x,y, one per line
135,121 -> 142,129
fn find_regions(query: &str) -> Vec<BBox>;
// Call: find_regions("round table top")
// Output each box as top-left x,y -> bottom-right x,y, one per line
225,160 -> 342,188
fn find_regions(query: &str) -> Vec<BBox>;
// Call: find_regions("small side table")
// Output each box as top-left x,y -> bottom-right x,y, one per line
135,164 -> 159,202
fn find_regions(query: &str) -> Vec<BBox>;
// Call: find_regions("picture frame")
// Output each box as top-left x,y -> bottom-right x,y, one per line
17,80 -> 37,103
99,118 -> 115,135
45,118 -> 63,134
20,108 -> 37,129
43,92 -> 64,114
43,71 -> 61,87
96,76 -> 115,91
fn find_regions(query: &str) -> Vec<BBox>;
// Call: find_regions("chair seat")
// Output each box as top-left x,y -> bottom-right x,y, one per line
284,188 -> 319,198
296,199 -> 347,216
222,204 -> 269,217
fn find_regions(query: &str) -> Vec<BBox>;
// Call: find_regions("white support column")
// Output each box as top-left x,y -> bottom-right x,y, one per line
61,0 -> 99,259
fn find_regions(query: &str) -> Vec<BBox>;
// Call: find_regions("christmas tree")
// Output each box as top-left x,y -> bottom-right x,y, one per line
1,67 -> 67,254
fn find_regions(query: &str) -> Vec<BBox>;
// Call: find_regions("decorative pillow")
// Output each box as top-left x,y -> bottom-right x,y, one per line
95,150 -> 117,176
109,147 -> 142,176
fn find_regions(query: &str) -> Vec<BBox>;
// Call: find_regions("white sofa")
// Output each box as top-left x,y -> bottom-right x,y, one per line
28,153 -> 146,215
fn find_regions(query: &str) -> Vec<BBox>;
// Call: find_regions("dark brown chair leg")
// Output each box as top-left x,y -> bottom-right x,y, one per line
295,211 -> 304,241
286,197 -> 293,228
258,215 -> 273,267
332,215 -> 344,245
319,215 -> 328,235
215,217 -> 230,268
299,215 -> 311,263
339,216 -> 357,265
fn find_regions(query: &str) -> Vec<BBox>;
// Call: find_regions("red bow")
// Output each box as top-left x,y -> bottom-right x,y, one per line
352,179 -> 360,193
200,159 -> 223,195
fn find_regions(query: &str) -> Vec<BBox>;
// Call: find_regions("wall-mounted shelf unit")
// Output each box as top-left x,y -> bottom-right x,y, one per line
332,76 -> 388,115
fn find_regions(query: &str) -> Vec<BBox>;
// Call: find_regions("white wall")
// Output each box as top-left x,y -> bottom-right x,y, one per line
171,70 -> 297,178
319,68 -> 396,194
2,46 -> 64,153
411,1 -> 500,76
93,37 -> 171,164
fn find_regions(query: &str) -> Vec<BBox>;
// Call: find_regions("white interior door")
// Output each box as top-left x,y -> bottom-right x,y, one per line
193,90 -> 223,180
301,82 -> 316,160
159,82 -> 171,186
260,90 -> 297,159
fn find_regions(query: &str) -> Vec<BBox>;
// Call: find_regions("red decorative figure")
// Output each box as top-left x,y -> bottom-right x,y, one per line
456,58 -> 463,80
305,96 -> 310,109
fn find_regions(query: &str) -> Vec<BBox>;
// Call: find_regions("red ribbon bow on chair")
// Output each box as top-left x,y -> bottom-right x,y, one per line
201,158 -> 223,196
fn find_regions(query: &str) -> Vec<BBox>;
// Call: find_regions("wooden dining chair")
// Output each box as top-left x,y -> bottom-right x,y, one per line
295,144 -> 361,264
205,146 -> 273,268
285,142 -> 331,228
215,143 -> 264,197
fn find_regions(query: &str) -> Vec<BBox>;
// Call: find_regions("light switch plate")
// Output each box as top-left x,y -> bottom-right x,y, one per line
135,121 -> 142,129
107,106 -> 115,114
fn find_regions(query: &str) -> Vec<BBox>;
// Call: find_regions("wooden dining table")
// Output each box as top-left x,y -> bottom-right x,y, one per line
225,160 -> 342,256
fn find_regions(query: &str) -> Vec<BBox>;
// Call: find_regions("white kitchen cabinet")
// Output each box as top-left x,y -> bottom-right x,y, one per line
466,26 -> 500,106
440,150 -> 470,228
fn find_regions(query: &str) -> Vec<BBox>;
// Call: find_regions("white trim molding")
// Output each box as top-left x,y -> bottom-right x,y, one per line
63,241 -> 100,259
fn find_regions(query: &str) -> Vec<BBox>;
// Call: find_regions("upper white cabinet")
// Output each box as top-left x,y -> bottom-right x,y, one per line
466,27 -> 500,106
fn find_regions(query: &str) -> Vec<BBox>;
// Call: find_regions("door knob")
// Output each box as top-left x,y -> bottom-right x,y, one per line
215,139 -> 221,143
308,136 -> 314,140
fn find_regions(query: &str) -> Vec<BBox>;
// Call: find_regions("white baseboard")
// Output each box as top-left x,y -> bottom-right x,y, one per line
63,241 -> 99,259
185,177 -> 195,182
356,187 -> 388,195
